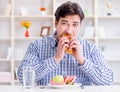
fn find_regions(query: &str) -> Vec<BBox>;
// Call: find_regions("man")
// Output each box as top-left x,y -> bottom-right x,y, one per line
17,1 -> 113,85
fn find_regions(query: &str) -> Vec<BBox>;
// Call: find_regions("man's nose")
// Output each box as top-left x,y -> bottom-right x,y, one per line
66,25 -> 73,34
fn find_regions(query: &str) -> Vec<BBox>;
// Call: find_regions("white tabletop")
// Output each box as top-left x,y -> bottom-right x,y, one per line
0,85 -> 120,92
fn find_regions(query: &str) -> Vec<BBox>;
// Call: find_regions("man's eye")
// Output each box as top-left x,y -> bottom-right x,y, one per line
61,22 -> 66,25
73,24 -> 78,27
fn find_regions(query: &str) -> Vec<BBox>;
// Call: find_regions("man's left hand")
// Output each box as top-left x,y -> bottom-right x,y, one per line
69,37 -> 85,65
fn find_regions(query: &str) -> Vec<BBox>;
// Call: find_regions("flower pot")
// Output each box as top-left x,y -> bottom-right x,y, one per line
25,29 -> 29,37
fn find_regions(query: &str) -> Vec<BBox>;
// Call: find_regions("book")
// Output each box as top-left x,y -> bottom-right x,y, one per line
6,47 -> 12,59
3,2 -> 11,15
0,72 -> 11,82
83,26 -> 95,38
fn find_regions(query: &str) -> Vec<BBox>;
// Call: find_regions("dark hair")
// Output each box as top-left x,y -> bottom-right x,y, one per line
55,1 -> 84,22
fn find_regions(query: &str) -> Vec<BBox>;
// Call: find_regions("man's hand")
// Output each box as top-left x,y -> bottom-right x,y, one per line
69,37 -> 85,65
54,36 -> 69,64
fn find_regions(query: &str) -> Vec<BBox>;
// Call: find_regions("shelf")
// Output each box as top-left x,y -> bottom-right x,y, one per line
14,37 -> 42,40
14,15 -> 54,18
0,59 -> 11,62
106,58 -> 120,62
14,80 -> 19,83
98,37 -> 120,40
14,59 -> 22,61
0,16 -> 12,18
0,37 -> 12,40
98,16 -> 120,19
85,15 -> 95,19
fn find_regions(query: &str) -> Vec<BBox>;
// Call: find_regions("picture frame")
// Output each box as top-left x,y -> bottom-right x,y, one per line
40,26 -> 50,36
20,6 -> 28,16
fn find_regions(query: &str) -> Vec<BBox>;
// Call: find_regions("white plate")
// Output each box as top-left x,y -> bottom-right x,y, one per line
48,83 -> 81,89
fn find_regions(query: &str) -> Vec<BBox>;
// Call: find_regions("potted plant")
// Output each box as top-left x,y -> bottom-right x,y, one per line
21,21 -> 31,37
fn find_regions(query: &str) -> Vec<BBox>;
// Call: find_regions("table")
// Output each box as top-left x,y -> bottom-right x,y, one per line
0,85 -> 120,92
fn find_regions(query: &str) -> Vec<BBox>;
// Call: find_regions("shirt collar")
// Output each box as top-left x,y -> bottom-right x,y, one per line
50,36 -> 58,48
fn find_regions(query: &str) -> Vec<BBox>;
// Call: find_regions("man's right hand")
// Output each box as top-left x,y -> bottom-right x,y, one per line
54,36 -> 69,64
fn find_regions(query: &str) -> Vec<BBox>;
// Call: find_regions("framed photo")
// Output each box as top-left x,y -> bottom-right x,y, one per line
20,6 -> 28,16
40,26 -> 50,36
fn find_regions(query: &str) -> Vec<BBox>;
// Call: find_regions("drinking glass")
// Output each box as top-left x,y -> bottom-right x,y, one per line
23,66 -> 35,89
